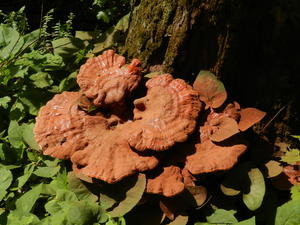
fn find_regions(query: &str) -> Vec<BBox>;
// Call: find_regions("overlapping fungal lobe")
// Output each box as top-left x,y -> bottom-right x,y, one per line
146,165 -> 185,197
77,50 -> 142,106
34,92 -> 109,159
185,133 -> 248,175
128,74 -> 202,151
70,130 -> 160,184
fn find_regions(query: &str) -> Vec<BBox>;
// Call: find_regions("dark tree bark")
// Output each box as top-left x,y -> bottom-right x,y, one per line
121,0 -> 300,141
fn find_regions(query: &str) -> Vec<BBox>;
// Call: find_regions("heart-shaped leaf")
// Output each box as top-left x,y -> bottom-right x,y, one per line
238,108 -> 266,131
209,117 -> 240,142
243,168 -> 266,211
193,71 -> 227,109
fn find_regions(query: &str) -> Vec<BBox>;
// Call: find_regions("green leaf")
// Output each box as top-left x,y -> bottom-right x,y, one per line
52,37 -> 85,58
67,201 -> 107,225
234,217 -> 256,225
8,120 -> 23,148
275,200 -> 300,225
14,184 -> 42,216
193,70 -> 227,109
206,209 -> 238,223
67,172 -> 98,202
59,71 -> 78,92
0,24 -> 24,59
7,212 -> 40,225
281,149 -> 300,164
14,164 -> 35,189
101,174 -> 146,217
33,165 -> 60,178
0,96 -> 11,109
29,72 -> 53,88
291,135 -> 300,141
0,168 -> 13,201
243,168 -> 266,211
9,100 -> 26,121
22,123 -> 40,150
220,184 -> 241,196
291,185 -> 300,201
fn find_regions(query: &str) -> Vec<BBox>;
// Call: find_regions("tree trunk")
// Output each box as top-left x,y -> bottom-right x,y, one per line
121,0 -> 300,140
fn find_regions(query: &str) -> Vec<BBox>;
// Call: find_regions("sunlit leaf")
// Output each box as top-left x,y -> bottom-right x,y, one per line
291,185 -> 300,201
280,149 -> 300,164
22,123 -> 40,150
243,168 -> 266,211
220,184 -> 241,196
0,168 -> 13,201
193,70 -> 227,109
34,166 -> 60,178
264,160 -> 283,178
29,72 -> 53,88
235,216 -> 256,225
8,120 -> 23,148
206,209 -> 238,223
291,135 -> 300,141
275,200 -> 300,225
0,96 -> 11,109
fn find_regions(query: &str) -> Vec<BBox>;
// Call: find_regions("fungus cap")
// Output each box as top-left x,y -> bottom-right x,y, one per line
77,50 -> 142,106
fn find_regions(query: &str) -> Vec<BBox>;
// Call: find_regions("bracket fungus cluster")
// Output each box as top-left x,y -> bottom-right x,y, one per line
34,50 -> 266,219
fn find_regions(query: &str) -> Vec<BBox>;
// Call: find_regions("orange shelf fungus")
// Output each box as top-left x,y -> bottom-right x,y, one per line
34,51 -> 266,202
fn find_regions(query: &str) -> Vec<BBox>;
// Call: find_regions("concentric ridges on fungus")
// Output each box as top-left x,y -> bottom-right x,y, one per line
34,92 -> 108,159
128,74 -> 201,151
77,49 -> 142,106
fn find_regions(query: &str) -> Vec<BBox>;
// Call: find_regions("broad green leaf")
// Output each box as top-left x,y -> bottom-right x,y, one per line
0,96 -> 11,109
29,72 -> 53,88
104,174 -> 146,217
8,120 -> 23,148
193,70 -> 227,109
291,185 -> 300,200
7,212 -> 40,225
67,172 -> 98,202
67,201 -> 107,225
22,123 -> 40,150
206,209 -> 238,223
0,24 -> 24,59
280,149 -> 300,164
14,184 -> 42,216
14,164 -> 35,189
52,37 -> 85,58
34,165 -> 60,178
243,168 -> 266,211
234,216 -> 256,225
275,200 -> 300,225
0,168 -> 13,201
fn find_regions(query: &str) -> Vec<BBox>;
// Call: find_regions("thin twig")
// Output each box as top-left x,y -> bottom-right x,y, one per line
262,106 -> 286,131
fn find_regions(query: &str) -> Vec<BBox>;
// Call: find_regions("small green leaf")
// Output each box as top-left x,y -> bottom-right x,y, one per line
14,184 -> 42,216
206,209 -> 238,223
9,101 -> 26,121
34,166 -> 60,178
29,72 -> 53,88
14,164 -> 35,189
0,96 -> 11,109
220,184 -> 241,196
52,37 -> 85,58
281,149 -> 300,164
234,216 -> 256,225
0,168 -> 13,201
22,123 -> 40,150
275,200 -> 300,225
243,168 -> 266,211
67,172 -> 98,202
291,185 -> 300,201
8,120 -> 23,148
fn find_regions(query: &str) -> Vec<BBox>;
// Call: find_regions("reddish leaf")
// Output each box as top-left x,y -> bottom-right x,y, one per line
210,117 -> 240,142
193,71 -> 227,109
238,108 -> 266,131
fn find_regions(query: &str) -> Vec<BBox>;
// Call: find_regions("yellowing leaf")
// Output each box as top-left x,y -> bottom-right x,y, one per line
193,71 -> 227,109
265,160 -> 283,178
220,184 -> 241,196
243,168 -> 266,211
281,149 -> 300,164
